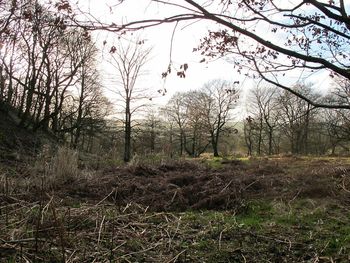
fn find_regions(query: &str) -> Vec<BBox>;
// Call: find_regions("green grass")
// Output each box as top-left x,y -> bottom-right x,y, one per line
203,156 -> 224,169
3,198 -> 350,262
201,155 -> 250,169
171,199 -> 350,262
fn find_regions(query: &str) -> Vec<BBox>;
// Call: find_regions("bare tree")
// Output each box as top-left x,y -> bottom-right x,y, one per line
201,79 -> 238,157
249,86 -> 281,155
163,90 -> 210,158
0,0 -> 18,37
183,90 -> 210,157
0,1 -> 112,152
133,108 -> 165,155
0,2 -> 87,131
90,0 -> 350,109
321,79 -> 350,154
243,116 -> 254,156
109,39 -> 152,162
163,81 -> 237,157
69,34 -> 103,148
162,92 -> 189,156
278,85 -> 320,154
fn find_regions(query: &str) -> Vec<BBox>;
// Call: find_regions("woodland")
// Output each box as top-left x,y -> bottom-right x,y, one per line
1,1 -> 350,262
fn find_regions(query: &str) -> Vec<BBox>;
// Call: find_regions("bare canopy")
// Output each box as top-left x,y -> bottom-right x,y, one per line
80,0 -> 350,109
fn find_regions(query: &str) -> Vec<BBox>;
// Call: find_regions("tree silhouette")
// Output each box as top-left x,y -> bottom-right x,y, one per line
93,0 -> 350,109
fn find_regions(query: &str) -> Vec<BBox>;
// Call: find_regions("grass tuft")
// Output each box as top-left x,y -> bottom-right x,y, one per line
48,146 -> 79,182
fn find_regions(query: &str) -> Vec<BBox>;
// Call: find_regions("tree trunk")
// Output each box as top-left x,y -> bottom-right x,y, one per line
150,123 -> 155,152
19,83 -> 34,127
211,131 -> 219,157
268,129 -> 273,155
42,78 -> 53,131
124,98 -> 131,162
0,66 -> 4,102
303,105 -> 310,154
257,117 -> 263,155
180,130 -> 184,156
169,124 -> 173,158
73,74 -> 85,149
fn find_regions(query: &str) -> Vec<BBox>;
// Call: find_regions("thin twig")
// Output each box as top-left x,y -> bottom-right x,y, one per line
97,215 -> 106,245
220,180 -> 233,193
0,237 -> 46,244
218,227 -> 227,250
95,189 -> 115,206
166,249 -> 186,263
121,242 -> 162,258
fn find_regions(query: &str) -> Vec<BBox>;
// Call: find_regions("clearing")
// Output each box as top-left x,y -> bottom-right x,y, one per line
1,157 -> 350,262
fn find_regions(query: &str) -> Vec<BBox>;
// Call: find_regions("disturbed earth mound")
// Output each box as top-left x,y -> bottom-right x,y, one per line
58,158 -> 350,212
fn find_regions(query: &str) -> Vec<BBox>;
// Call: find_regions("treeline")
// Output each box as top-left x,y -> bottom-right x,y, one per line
107,79 -> 238,160
121,83 -> 350,159
1,1 -> 350,160
243,84 -> 350,156
0,1 -> 111,150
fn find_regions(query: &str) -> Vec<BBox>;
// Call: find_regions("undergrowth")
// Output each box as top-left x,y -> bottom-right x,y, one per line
1,199 -> 349,262
1,156 -> 350,262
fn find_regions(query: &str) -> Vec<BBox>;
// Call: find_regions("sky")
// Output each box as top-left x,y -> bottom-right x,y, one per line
76,0 -> 250,108
74,0 -> 347,112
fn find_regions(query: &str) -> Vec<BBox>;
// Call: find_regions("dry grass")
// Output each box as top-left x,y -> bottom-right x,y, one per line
2,156 -> 350,262
48,146 -> 79,181
1,197 -> 350,262
27,146 -> 80,189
